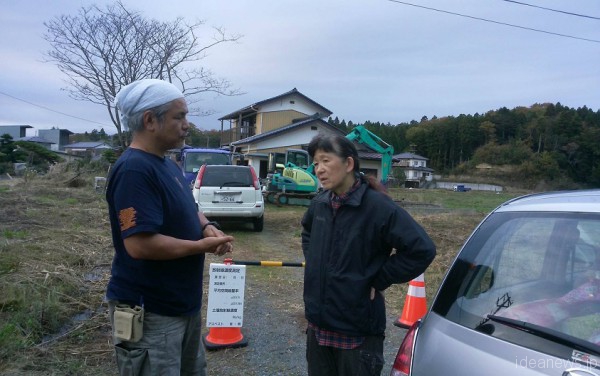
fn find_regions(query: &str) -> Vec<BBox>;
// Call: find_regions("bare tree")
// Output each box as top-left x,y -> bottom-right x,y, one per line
44,1 -> 242,148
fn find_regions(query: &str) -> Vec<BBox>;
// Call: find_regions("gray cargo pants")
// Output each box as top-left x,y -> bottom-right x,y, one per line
108,301 -> 207,376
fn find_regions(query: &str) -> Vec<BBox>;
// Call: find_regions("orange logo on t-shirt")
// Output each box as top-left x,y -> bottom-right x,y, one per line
119,207 -> 137,231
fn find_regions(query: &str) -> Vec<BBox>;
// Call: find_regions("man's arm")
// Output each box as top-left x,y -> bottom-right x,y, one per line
198,212 -> 220,236
197,212 -> 233,256
124,232 -> 233,260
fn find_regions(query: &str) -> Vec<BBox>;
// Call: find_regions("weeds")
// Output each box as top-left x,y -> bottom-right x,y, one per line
0,167 -> 115,374
1,229 -> 27,239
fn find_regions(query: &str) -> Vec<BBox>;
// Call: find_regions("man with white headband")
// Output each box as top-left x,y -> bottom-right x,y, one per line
105,79 -> 234,375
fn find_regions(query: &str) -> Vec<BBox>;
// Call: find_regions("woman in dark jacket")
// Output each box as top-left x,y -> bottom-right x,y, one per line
302,133 -> 436,376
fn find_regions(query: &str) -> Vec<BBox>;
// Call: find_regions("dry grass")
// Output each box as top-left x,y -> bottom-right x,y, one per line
0,170 -> 115,375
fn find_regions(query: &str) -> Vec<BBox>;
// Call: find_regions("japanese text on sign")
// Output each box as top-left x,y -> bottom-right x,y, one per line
206,263 -> 246,327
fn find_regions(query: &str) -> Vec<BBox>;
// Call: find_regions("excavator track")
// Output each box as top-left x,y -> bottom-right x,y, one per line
264,191 -> 316,207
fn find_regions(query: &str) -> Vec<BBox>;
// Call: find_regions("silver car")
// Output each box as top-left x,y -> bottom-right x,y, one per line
391,190 -> 600,375
192,165 -> 265,232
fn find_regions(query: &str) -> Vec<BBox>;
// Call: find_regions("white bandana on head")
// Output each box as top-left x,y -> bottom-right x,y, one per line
115,79 -> 184,127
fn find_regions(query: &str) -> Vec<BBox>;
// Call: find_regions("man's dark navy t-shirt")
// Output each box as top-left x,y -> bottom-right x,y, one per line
105,148 -> 204,316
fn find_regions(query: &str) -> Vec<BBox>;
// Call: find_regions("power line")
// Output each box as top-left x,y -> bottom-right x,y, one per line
0,89 -> 112,127
386,0 -> 600,44
502,0 -> 600,21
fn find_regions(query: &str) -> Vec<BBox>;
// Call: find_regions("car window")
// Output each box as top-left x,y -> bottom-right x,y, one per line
184,152 -> 230,173
201,167 -> 252,187
433,212 -> 600,350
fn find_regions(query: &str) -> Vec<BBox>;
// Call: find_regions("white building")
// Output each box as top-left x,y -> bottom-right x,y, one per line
394,152 -> 434,188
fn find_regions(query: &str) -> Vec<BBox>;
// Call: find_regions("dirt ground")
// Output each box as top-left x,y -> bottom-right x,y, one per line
0,175 -> 482,375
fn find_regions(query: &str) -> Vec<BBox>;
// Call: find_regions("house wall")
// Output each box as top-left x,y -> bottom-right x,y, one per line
403,168 -> 433,182
239,125 -> 335,154
245,158 -> 262,176
404,169 -> 419,179
360,160 -> 383,181
259,93 -> 319,119
226,94 -> 322,134
39,130 -> 60,151
236,125 -> 341,178
39,129 -> 71,151
0,125 -> 29,139
258,110 -> 309,133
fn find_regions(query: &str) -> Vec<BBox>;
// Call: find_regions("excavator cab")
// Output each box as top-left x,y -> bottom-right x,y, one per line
264,149 -> 319,206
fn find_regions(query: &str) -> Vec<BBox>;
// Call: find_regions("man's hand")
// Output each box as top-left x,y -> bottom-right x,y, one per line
198,236 -> 234,255
203,224 -> 233,256
203,224 -> 223,238
214,243 -> 232,257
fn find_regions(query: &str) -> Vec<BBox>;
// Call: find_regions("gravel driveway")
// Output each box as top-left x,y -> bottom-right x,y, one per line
203,209 -> 410,376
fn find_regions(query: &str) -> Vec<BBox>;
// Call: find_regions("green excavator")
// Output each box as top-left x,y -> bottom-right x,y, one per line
264,125 -> 394,206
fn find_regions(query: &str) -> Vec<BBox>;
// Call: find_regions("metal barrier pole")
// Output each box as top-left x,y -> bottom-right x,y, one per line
224,258 -> 305,267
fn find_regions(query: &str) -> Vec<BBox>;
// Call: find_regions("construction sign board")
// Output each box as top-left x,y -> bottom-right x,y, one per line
206,263 -> 246,327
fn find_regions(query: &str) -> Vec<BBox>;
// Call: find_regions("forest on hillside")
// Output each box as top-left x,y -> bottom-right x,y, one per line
9,102 -> 597,189
329,103 -> 600,189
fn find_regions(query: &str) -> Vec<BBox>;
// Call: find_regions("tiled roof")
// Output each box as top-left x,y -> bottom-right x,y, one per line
357,151 -> 401,162
394,152 -> 428,160
17,136 -> 54,144
219,88 -> 333,120
231,115 -> 343,146
64,142 -> 112,149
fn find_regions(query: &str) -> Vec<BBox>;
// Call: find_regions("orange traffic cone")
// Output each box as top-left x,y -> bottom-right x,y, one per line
394,274 -> 428,328
203,327 -> 248,351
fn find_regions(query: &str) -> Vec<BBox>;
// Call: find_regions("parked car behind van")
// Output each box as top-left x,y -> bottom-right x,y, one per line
193,165 -> 264,232
391,190 -> 600,376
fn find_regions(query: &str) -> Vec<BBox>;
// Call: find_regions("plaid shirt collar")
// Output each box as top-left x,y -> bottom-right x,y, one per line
330,175 -> 361,212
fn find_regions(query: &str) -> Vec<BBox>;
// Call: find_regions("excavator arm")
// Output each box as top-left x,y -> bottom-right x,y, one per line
346,125 -> 394,184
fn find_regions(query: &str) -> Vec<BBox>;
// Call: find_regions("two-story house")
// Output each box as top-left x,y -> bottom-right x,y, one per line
394,152 -> 434,188
218,87 -> 333,145
218,88 -> 396,182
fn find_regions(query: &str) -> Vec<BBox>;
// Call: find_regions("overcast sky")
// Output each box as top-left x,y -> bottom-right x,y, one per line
1,0 -> 599,136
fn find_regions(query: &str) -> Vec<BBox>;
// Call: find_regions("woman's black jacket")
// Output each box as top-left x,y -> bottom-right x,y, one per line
301,180 -> 436,336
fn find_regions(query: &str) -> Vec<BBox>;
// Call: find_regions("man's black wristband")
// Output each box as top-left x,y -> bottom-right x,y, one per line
202,221 -> 221,231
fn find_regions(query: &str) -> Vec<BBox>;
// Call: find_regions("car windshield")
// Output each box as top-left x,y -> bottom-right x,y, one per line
433,212 -> 600,354
184,152 -> 230,173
